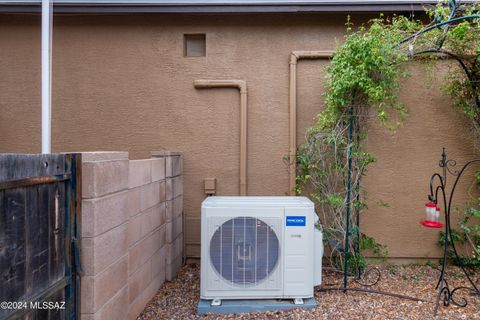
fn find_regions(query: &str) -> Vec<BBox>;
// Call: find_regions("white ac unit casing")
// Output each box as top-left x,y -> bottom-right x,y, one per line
200,196 -> 322,301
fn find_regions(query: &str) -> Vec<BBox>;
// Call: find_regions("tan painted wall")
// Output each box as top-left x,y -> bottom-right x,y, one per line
0,13 -> 476,260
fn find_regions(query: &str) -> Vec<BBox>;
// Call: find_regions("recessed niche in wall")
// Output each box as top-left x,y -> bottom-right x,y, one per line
184,34 -> 206,57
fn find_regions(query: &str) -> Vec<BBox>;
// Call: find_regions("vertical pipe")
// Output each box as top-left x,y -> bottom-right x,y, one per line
344,105 -> 354,291
41,0 -> 52,154
193,80 -> 248,195
288,51 -> 333,195
240,88 -> 248,196
289,58 -> 297,195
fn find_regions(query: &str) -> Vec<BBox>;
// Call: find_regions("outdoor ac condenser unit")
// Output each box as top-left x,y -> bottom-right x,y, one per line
200,196 -> 323,305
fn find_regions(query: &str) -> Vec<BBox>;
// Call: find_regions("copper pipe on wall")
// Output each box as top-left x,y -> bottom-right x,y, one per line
289,51 -> 333,195
194,80 -> 248,196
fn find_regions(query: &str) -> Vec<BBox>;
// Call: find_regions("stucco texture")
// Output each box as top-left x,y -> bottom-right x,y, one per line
0,13 -> 476,260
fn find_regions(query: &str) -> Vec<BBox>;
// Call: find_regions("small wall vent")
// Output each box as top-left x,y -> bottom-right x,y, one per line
184,34 -> 206,57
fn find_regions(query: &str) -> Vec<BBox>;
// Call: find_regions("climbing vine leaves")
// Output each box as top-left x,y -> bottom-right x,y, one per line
296,1 -> 480,272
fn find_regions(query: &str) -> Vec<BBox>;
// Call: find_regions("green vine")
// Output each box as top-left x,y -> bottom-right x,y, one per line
422,1 -> 480,269
297,15 -> 419,271
296,0 -> 480,273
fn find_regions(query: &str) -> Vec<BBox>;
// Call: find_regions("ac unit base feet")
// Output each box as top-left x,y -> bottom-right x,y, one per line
211,298 -> 222,306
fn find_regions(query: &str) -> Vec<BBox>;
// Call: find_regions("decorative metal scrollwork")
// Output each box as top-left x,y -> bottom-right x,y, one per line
428,148 -> 480,316
444,159 -> 460,176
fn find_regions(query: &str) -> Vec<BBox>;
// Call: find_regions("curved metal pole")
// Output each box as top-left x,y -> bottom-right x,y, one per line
413,49 -> 472,79
400,14 -> 480,45
406,0 -> 480,113
428,148 -> 480,316
430,153 -> 453,316
435,186 -> 448,292
445,159 -> 480,292
428,170 -> 448,291
429,173 -> 445,200
413,49 -> 480,109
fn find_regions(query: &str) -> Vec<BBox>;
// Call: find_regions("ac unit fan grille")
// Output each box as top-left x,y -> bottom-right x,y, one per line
209,217 -> 279,286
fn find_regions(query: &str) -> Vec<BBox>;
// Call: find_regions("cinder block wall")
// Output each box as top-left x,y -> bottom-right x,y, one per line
80,151 -> 183,320
152,151 -> 184,280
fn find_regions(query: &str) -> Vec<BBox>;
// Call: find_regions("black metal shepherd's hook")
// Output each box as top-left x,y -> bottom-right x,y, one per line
427,147 -> 480,317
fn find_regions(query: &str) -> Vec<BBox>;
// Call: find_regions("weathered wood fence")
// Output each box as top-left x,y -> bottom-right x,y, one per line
0,154 -> 81,320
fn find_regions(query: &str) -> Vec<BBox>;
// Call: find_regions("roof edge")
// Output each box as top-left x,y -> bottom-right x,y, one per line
0,3 -> 433,14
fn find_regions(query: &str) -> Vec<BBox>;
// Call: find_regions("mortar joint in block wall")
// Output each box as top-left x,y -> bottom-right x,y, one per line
151,151 -> 184,282
151,151 -> 183,178
80,150 -> 184,320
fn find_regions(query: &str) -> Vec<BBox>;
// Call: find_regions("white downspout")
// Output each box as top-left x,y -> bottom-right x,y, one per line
41,0 -> 53,153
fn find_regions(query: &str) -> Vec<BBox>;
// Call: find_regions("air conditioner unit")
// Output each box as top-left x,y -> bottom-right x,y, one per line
200,196 -> 323,306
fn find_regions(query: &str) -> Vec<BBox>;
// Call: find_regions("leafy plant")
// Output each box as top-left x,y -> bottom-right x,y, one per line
411,0 -> 480,270
296,15 -> 420,272
296,0 -> 480,274
423,1 -> 480,144
361,233 -> 389,258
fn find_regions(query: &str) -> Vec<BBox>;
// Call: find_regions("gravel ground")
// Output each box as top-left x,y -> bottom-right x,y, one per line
138,263 -> 480,320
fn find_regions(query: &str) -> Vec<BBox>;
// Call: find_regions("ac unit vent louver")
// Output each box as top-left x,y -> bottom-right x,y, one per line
209,217 -> 279,286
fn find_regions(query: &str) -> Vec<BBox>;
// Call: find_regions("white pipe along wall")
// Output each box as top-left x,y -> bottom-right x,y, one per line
41,0 -> 52,153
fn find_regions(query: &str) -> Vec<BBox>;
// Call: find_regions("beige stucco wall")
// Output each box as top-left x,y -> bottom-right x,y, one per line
0,13 -> 476,260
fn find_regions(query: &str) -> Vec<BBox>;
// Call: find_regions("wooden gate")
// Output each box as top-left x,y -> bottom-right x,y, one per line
0,154 -> 81,320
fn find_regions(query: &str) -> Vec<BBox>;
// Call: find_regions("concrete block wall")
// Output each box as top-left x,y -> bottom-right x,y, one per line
80,151 -> 183,320
151,151 -> 183,281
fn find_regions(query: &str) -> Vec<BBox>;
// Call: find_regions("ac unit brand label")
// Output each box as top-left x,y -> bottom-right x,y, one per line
286,216 -> 306,226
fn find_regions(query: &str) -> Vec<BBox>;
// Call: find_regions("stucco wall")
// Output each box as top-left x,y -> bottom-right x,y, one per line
0,13 -> 476,260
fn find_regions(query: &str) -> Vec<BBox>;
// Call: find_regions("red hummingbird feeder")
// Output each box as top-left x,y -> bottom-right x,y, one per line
420,202 -> 444,228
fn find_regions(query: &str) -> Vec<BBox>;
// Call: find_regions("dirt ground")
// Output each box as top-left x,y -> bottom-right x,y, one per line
138,263 -> 480,320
